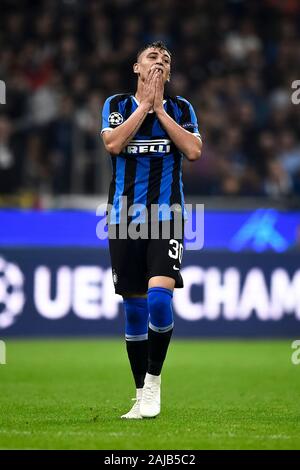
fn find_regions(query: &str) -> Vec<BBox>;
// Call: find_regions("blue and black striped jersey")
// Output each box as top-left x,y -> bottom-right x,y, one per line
101,93 -> 201,224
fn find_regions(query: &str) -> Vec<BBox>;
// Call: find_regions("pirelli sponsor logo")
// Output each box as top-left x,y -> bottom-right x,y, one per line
123,139 -> 172,155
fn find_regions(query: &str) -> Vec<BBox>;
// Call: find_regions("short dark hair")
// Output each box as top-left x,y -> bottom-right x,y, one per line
136,41 -> 172,61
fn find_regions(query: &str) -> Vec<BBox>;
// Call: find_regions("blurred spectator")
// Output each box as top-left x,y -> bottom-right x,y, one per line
0,0 -> 299,203
48,95 -> 76,194
0,116 -> 19,194
277,130 -> 300,193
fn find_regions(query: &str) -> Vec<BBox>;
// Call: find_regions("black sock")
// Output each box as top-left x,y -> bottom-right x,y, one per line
148,327 -> 173,376
126,340 -> 148,389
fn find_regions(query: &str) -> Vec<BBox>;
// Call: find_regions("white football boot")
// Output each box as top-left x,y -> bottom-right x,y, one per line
121,388 -> 143,419
140,373 -> 161,418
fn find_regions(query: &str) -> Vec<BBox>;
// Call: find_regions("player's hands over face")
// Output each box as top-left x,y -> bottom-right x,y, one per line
153,70 -> 164,114
140,67 -> 160,110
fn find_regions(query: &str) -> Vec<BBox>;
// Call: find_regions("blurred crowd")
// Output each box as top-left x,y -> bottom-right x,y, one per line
1,0 -> 300,203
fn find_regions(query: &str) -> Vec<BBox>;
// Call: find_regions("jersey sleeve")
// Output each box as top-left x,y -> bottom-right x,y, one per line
101,94 -> 125,134
176,96 -> 202,139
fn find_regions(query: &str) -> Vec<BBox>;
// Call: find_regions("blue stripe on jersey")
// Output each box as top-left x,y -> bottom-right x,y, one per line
118,97 -> 129,115
132,157 -> 151,223
177,96 -> 200,135
168,99 -> 180,122
151,104 -> 168,135
158,155 -> 174,221
111,156 -> 126,224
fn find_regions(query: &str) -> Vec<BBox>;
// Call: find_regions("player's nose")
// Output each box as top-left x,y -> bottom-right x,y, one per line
155,62 -> 164,70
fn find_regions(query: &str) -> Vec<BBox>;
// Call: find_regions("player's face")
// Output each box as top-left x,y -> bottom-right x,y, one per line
135,47 -> 171,84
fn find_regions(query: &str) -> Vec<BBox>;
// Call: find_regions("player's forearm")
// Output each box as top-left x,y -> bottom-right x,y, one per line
103,103 -> 151,155
156,109 -> 202,161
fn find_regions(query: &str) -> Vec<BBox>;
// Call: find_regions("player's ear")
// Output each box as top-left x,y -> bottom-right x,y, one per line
133,63 -> 139,75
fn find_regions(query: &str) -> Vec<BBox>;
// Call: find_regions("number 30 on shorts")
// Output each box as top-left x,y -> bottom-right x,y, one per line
168,239 -> 183,263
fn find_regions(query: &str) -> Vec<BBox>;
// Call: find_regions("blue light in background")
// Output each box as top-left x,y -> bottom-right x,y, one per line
0,210 -> 107,248
203,210 -> 299,252
229,209 -> 289,252
0,208 -> 299,251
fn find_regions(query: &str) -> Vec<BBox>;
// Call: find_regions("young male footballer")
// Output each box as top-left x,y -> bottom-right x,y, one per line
101,41 -> 202,419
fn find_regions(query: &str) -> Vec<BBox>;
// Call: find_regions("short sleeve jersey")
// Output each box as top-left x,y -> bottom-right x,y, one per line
101,94 -> 201,224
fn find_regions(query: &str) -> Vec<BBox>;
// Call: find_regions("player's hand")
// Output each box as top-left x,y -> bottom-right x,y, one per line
153,69 -> 164,114
140,67 -> 159,110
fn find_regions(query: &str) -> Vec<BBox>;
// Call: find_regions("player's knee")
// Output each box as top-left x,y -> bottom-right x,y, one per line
123,297 -> 149,339
148,287 -> 174,331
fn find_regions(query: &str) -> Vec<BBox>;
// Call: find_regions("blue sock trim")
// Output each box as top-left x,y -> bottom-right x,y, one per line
149,322 -> 174,333
147,287 -> 173,297
125,333 -> 148,341
123,297 -> 149,337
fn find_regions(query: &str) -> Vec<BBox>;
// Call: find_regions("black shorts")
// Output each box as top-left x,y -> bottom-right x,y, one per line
108,219 -> 185,296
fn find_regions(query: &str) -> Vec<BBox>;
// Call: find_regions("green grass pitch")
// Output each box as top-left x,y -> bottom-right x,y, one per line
0,338 -> 299,450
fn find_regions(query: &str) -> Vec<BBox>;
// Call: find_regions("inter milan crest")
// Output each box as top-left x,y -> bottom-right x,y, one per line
108,112 -> 124,126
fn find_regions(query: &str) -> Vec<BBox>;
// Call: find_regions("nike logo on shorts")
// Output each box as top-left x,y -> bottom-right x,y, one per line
173,265 -> 180,271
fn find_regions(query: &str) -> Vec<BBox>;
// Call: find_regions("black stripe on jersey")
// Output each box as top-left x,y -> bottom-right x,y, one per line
123,95 -> 134,120
175,97 -> 192,127
146,157 -> 164,210
121,158 -> 138,223
139,112 -> 156,136
109,94 -> 131,128
108,157 -> 117,206
107,157 -> 117,224
169,155 -> 182,212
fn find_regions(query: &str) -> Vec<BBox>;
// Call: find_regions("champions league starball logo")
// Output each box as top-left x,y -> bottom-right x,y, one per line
108,112 -> 124,126
0,257 -> 25,329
